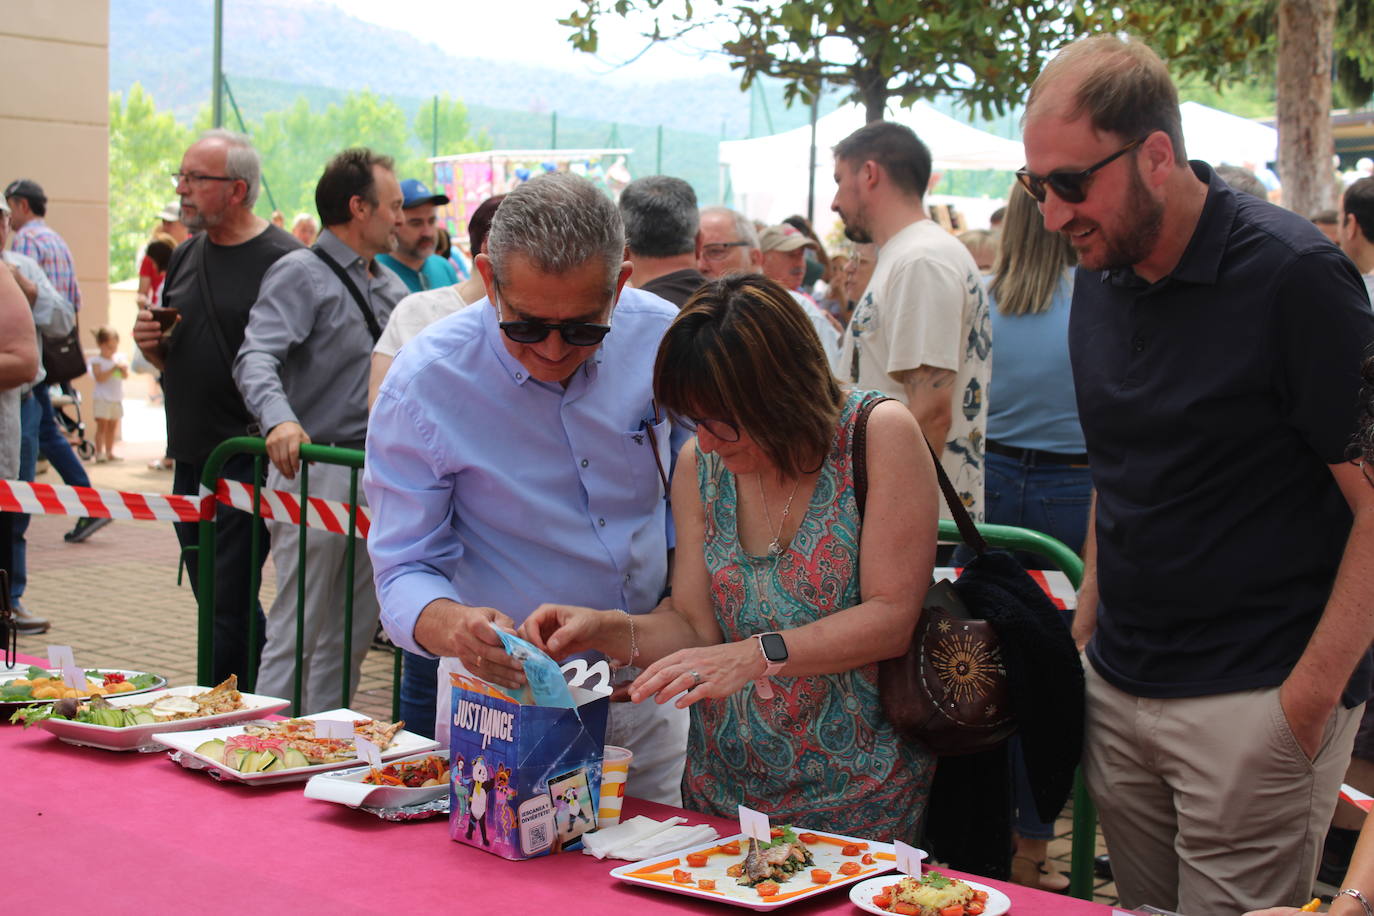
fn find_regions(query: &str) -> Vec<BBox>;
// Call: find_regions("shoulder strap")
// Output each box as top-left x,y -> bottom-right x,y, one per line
851,393 -> 989,556
186,233 -> 238,371
311,245 -> 382,342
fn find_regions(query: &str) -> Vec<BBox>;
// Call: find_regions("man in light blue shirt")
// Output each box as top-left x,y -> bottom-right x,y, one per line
375,179 -> 460,293
364,172 -> 690,803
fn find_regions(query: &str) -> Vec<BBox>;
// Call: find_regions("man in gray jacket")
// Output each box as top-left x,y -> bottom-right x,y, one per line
234,148 -> 406,712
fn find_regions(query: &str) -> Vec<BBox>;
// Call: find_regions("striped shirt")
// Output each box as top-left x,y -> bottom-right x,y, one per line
11,219 -> 82,311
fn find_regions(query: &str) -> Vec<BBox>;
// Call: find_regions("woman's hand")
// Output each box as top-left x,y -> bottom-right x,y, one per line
630,640 -> 762,708
520,604 -> 615,661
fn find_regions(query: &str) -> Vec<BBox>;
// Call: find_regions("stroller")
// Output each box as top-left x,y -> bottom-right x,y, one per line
48,381 -> 96,461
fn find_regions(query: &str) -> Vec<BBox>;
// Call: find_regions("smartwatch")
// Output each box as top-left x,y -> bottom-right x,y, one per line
752,632 -> 788,699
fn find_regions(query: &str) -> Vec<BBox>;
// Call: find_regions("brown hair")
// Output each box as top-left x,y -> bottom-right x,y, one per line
833,121 -> 932,198
989,186 -> 1077,316
1027,34 -> 1187,162
654,274 -> 843,477
315,147 -> 395,228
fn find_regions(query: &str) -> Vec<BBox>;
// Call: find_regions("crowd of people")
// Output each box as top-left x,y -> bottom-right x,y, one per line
6,28 -> 1374,915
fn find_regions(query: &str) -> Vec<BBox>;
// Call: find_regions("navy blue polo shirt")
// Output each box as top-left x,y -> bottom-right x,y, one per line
1072,162 -> 1374,702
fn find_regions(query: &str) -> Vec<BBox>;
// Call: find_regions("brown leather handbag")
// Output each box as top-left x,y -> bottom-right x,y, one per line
852,396 -> 1015,757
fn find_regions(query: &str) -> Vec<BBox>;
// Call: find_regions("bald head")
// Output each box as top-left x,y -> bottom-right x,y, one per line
1027,35 -> 1187,162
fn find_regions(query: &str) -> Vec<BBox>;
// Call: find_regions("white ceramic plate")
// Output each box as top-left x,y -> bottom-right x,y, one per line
153,708 -> 439,786
0,668 -> 167,709
609,828 -> 896,911
848,874 -> 1011,916
304,751 -> 451,809
37,686 -> 291,751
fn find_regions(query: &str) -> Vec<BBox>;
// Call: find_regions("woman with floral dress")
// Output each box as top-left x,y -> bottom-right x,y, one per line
522,274 -> 940,841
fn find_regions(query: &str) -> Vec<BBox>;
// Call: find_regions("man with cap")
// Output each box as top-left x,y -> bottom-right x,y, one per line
376,179 -> 459,293
758,223 -> 842,366
4,179 -> 81,313
3,179 -> 108,543
156,201 -> 188,246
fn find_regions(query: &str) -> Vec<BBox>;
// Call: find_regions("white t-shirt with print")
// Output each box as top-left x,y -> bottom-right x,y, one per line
836,218 -> 991,521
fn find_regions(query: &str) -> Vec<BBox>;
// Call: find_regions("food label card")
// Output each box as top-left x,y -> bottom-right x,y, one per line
354,736 -> 382,767
737,804 -> 770,842
316,719 -> 352,740
61,665 -> 87,689
47,645 -> 75,670
894,841 -> 927,876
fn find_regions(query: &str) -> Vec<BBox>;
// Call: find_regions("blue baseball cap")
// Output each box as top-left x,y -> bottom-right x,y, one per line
400,178 -> 449,209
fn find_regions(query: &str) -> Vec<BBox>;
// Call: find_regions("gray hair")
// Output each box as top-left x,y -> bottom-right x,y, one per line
486,172 -> 625,294
620,176 -> 698,257
701,206 -> 759,251
1214,164 -> 1268,200
199,128 -> 262,208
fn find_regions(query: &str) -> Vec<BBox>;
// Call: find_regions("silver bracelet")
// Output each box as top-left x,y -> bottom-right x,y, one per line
620,609 -> 640,662
1339,888 -> 1374,916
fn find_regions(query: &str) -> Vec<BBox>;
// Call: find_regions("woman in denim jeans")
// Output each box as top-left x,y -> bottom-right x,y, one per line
982,186 -> 1090,891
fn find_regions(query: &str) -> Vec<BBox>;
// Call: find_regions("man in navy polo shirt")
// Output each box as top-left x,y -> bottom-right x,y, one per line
1022,35 -> 1374,914
376,178 -> 459,293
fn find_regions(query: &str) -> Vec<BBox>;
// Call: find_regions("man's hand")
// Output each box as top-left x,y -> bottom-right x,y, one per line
132,308 -> 168,371
8,264 -> 36,306
1279,675 -> 1338,762
265,421 -> 311,479
414,599 -> 525,690
1072,574 -> 1099,650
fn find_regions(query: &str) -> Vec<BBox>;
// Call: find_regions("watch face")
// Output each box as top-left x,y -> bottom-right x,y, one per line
759,632 -> 788,663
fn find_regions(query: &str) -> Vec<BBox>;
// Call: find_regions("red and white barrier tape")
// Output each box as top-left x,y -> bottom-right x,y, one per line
0,478 -> 370,539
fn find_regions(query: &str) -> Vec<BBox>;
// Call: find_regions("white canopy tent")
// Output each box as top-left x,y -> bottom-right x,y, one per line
718,100 -> 1025,225
1179,101 -> 1278,168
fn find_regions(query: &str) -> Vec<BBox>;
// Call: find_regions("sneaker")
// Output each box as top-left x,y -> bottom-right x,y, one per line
64,516 -> 113,543
9,601 -> 51,634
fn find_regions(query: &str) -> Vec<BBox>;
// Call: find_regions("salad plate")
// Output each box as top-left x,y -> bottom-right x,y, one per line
34,685 -> 290,751
304,751 -> 451,809
154,708 -> 438,785
0,666 -> 165,709
849,874 -> 1011,916
609,827 -> 895,911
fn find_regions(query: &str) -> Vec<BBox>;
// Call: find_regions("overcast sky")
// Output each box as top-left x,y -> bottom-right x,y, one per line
321,0 -> 734,80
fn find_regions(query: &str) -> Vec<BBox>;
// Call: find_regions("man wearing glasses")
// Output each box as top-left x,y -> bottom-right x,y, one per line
1022,35 -> 1374,914
132,129 -> 301,685
696,206 -> 762,279
364,171 -> 691,804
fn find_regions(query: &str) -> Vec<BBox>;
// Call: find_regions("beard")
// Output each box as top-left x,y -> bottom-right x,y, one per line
842,222 -> 873,244
1073,167 -> 1165,271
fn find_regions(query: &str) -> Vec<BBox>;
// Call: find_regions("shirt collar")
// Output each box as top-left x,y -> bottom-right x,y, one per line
1103,160 -> 1234,291
317,228 -> 370,274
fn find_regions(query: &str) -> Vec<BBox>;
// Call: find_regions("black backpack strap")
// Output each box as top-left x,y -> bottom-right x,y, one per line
310,245 -> 382,342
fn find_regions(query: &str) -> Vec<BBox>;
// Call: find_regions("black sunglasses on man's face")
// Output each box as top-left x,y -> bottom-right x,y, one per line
1015,138 -> 1144,204
493,290 -> 612,347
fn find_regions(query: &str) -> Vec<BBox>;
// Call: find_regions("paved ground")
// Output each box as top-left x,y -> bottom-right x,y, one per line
8,391 -> 1119,906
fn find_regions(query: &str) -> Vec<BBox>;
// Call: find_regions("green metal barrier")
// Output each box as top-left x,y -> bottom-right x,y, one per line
936,518 -> 1098,901
196,436 -> 402,719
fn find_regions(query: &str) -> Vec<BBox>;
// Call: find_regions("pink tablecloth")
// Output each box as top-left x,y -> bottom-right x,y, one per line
1,655 -> 1115,915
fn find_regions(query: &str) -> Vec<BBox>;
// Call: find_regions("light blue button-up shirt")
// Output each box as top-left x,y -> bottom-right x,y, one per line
363,287 -> 686,657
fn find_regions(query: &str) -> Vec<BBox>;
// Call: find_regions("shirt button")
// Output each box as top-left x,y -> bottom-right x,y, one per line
598,518 -> 606,527
581,459 -> 589,468
515,372 -> 524,380
1131,335 -> 1145,353
624,573 -> 631,583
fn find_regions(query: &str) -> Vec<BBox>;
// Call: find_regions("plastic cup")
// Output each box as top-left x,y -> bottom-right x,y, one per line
598,745 -> 633,827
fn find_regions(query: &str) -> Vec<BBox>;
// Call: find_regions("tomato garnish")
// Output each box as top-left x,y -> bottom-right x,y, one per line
697,879 -> 716,890
102,672 -> 126,685
672,869 -> 692,884
872,894 -> 892,909
686,852 -> 709,867
755,881 -> 781,897
842,843 -> 863,856
769,827 -> 783,838
861,853 -> 876,865
838,861 -> 861,876
798,832 -> 820,844
721,840 -> 741,855
810,868 -> 831,884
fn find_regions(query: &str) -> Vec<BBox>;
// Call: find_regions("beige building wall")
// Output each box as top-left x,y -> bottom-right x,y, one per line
1,1 -> 109,401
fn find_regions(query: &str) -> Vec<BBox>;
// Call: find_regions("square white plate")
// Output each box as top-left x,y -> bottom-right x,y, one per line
38,685 -> 291,751
609,828 -> 896,910
153,709 -> 438,785
304,751 -> 451,809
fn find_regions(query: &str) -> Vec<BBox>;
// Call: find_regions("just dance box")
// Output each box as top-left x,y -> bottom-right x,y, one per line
448,668 -> 610,860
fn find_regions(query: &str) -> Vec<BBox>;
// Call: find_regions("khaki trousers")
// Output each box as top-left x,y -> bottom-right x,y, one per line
1083,661 -> 1360,914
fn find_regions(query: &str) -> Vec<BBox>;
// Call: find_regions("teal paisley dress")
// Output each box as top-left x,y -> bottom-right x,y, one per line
680,389 -> 934,842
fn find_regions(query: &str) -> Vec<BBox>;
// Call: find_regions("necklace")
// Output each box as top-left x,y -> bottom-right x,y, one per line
758,473 -> 802,557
